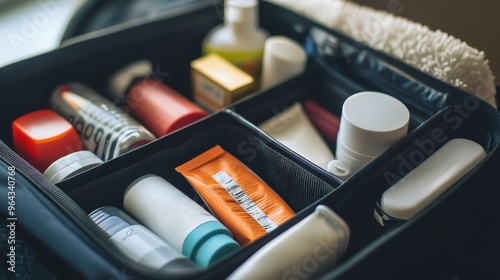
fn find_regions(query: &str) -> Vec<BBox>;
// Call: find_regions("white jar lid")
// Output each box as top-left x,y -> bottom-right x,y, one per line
44,150 -> 103,184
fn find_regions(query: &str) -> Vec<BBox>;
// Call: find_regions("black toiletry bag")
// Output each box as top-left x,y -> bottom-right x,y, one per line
1,0 -> 499,279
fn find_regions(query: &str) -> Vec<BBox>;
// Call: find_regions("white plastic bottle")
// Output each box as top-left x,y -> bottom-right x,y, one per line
89,206 -> 197,271
123,175 -> 240,267
202,0 -> 268,78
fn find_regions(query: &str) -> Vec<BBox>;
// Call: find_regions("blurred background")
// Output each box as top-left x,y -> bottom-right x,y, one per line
0,0 -> 86,67
1,0 -> 498,80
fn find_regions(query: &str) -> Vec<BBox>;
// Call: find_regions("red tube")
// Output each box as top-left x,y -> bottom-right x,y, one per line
127,79 -> 208,137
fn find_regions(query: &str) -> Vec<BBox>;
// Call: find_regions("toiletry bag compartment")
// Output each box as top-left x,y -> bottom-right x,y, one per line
1,0 -> 499,279
228,43 -> 500,279
59,110 -> 344,279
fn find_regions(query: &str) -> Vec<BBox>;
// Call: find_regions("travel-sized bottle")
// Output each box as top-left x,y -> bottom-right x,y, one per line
50,82 -> 156,161
89,206 -> 197,271
44,151 -> 103,184
202,0 -> 268,78
108,60 -> 208,137
12,109 -> 83,172
123,175 -> 240,267
260,36 -> 307,89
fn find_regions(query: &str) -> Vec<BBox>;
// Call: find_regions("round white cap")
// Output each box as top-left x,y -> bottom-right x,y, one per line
225,0 -> 257,25
44,151 -> 103,184
261,36 -> 307,89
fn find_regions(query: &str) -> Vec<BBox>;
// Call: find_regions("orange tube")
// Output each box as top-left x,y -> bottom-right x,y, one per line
176,145 -> 295,245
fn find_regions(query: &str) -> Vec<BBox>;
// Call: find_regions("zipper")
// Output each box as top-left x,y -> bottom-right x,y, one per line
2,1 -> 498,278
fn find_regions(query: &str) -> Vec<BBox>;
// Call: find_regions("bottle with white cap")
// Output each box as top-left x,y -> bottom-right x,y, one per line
260,36 -> 307,90
202,0 -> 268,78
328,91 -> 410,180
123,175 -> 240,267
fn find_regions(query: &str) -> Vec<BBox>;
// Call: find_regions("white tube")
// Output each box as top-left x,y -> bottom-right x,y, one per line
228,205 -> 350,280
89,206 -> 197,270
123,175 -> 240,266
258,102 -> 335,169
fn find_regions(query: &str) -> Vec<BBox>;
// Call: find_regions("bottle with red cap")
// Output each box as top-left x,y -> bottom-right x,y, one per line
12,109 -> 83,172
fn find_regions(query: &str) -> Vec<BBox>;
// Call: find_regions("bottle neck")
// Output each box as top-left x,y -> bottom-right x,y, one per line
226,19 -> 256,35
224,1 -> 258,35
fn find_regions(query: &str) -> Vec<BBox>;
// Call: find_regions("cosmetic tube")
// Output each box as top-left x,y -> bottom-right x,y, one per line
123,175 -> 240,266
302,100 -> 340,142
89,206 -> 197,271
43,151 -> 103,184
260,36 -> 307,90
376,138 -> 486,223
259,102 -> 335,170
228,205 -> 350,280
176,145 -> 295,245
328,91 -> 409,180
108,60 -> 208,137
50,82 -> 156,161
12,109 -> 83,172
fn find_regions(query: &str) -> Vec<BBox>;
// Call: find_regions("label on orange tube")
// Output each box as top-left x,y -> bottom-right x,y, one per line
176,145 -> 295,245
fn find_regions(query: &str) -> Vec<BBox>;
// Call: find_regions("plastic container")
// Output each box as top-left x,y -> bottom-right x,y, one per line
328,91 -> 409,180
108,60 -> 208,137
376,138 -> 486,222
202,0 -> 268,78
43,151 -> 103,184
123,174 -> 240,266
260,36 -> 307,89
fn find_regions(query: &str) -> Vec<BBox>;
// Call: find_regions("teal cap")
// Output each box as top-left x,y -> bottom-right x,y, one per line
183,221 -> 240,266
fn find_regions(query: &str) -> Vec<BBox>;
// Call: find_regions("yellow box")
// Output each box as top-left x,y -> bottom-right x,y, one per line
191,53 -> 255,112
